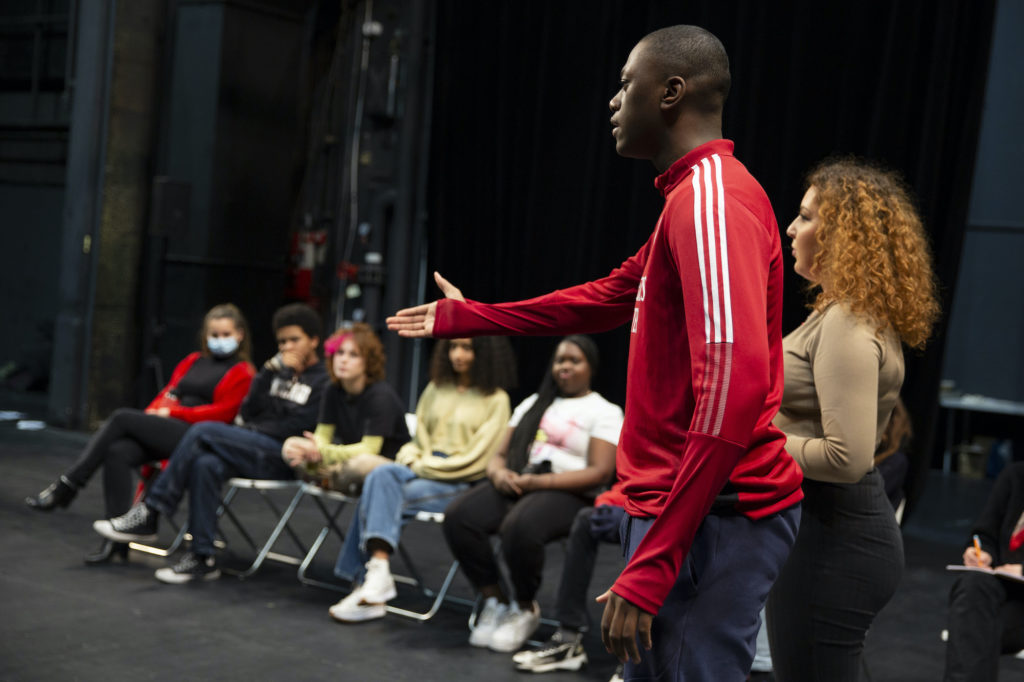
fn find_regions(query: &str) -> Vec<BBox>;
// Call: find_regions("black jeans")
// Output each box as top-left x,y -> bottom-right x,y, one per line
443,481 -> 588,602
767,469 -> 903,682
63,408 -> 191,517
554,505 -> 629,631
944,571 -> 1024,681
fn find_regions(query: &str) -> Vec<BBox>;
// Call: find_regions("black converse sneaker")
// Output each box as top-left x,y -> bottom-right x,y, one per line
514,630 -> 588,673
92,504 -> 158,542
154,552 -> 221,584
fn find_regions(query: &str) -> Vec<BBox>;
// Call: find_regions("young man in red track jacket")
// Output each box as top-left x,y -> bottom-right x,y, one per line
389,25 -> 803,681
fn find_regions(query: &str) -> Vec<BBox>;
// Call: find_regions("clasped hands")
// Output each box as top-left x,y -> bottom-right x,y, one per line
281,431 -> 322,467
490,468 -> 546,497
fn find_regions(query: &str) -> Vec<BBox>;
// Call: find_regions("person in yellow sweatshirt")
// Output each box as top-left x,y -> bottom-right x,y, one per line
328,336 -> 515,622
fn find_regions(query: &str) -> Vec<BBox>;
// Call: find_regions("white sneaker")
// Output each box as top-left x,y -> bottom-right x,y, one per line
328,586 -> 386,623
469,597 -> 508,648
359,557 -> 397,603
489,601 -> 541,652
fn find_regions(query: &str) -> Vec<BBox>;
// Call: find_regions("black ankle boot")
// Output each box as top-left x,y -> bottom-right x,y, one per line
84,539 -> 130,564
25,476 -> 78,511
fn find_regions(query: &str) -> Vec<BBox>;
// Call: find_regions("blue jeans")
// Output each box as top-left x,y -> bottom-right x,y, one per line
145,422 -> 294,556
334,463 -> 469,582
621,504 -> 800,682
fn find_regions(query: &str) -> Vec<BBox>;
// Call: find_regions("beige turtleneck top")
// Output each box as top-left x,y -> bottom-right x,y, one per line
774,303 -> 904,484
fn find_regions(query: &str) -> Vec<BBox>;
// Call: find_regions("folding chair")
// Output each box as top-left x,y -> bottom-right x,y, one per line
217,478 -> 309,578
297,483 -> 355,590
296,492 -> 473,622
386,510 -> 475,621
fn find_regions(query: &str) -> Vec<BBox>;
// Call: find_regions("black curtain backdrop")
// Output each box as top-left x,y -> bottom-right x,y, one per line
424,0 -> 996,518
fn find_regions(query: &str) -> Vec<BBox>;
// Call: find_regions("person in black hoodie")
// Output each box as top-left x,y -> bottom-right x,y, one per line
944,461 -> 1024,681
93,303 -> 328,584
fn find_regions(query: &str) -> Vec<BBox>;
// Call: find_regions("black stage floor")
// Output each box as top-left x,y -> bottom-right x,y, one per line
2,394 -> 1023,681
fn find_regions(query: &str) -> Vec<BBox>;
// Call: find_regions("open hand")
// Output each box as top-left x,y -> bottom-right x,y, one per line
597,589 -> 653,664
386,272 -> 464,338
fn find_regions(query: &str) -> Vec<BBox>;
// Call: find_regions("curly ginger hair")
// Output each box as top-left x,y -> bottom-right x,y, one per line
806,158 -> 940,349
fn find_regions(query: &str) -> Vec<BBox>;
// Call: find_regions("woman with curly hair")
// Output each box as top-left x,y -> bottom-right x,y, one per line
281,323 -> 409,493
328,336 -> 515,623
766,158 -> 939,681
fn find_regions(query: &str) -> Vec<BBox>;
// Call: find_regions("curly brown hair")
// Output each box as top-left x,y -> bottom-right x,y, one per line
806,158 -> 940,349
323,322 -> 386,385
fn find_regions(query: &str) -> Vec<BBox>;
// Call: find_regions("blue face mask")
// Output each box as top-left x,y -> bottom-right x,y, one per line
207,336 -> 239,358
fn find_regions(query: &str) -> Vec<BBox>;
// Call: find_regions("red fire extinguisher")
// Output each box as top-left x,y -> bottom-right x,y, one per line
285,229 -> 327,303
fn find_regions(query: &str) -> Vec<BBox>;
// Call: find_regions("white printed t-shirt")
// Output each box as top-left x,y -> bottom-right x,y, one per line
508,391 -> 624,473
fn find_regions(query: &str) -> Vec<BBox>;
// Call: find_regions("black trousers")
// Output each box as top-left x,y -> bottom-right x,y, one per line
63,408 -> 191,517
767,469 -> 903,682
555,506 -> 600,630
944,571 -> 1024,682
443,481 -> 588,602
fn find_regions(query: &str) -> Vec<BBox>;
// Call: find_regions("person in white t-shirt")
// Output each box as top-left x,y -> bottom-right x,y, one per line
443,335 -> 624,653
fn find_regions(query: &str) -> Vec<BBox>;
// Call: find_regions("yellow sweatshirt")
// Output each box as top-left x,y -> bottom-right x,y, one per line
396,382 -> 510,482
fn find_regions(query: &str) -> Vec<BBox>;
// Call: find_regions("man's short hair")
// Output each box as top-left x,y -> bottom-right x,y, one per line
641,25 -> 731,113
271,302 -> 322,340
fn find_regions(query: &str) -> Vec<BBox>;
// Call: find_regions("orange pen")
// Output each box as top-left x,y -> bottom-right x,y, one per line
973,534 -> 982,560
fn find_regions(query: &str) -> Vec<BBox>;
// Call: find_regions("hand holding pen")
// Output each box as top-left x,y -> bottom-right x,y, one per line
963,534 -> 992,568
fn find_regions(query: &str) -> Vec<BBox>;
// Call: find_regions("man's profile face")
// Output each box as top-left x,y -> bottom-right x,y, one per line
609,41 -> 664,160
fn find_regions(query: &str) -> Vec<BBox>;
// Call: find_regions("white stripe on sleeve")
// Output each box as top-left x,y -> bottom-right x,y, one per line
691,164 -> 711,343
712,154 -> 733,343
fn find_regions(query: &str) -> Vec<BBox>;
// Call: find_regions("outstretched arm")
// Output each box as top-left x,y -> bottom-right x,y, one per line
389,240 -> 652,340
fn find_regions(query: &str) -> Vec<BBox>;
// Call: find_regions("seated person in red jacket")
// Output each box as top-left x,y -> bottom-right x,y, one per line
944,461 -> 1024,682
25,303 -> 255,564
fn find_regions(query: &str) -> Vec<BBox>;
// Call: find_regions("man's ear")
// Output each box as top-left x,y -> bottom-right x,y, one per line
661,76 -> 685,109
